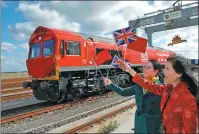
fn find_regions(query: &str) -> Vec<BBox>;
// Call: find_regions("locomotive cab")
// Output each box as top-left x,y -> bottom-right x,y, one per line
25,26 -> 60,80
27,37 -> 57,79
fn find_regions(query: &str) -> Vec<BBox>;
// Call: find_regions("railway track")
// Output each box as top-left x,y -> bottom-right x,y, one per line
2,83 -> 26,90
1,77 -> 32,102
1,88 -> 32,94
1,77 -> 31,82
63,102 -> 135,134
1,72 -> 198,102
1,77 -> 31,83
1,91 -> 114,125
1,78 -> 31,90
1,91 -> 33,102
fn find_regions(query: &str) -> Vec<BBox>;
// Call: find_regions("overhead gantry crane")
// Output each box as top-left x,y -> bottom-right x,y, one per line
128,0 -> 198,47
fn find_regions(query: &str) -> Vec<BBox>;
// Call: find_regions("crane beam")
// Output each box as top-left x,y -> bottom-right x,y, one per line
128,2 -> 198,47
129,5 -> 198,28
145,17 -> 198,33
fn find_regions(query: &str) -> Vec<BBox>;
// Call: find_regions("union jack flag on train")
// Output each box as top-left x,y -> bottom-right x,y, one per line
111,55 -> 121,68
113,27 -> 136,46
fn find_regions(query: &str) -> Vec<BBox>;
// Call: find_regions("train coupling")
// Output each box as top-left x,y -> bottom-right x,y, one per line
40,81 -> 54,90
22,82 -> 31,89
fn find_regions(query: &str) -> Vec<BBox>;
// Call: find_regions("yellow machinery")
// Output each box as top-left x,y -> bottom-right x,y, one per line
167,35 -> 187,46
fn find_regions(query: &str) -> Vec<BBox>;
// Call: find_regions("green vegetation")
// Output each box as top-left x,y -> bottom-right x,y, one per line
98,120 -> 120,134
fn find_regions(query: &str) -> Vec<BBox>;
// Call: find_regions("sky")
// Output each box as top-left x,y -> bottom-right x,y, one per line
1,1 -> 198,72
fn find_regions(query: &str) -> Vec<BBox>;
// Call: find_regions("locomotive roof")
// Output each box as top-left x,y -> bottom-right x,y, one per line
78,33 -> 116,44
30,26 -> 116,44
53,29 -> 116,44
30,26 -> 173,52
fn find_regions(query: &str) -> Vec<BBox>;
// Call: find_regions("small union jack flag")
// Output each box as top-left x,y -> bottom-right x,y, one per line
113,27 -> 136,46
111,55 -> 121,68
111,55 -> 130,68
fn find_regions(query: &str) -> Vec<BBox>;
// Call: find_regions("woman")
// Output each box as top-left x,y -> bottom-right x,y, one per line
119,55 -> 198,133
104,59 -> 164,133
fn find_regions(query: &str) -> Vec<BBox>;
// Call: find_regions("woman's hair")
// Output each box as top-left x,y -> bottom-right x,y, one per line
167,55 -> 199,104
148,59 -> 164,84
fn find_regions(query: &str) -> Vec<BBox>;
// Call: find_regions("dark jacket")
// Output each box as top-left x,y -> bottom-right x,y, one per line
108,82 -> 161,134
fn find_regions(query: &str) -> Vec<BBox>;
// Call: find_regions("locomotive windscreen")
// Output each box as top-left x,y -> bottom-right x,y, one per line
96,48 -> 122,65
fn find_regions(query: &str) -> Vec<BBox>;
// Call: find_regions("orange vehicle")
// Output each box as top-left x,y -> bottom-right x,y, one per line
23,26 -> 175,103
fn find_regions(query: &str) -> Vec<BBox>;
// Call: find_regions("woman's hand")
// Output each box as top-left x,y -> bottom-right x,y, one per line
120,62 -> 132,72
116,60 -> 137,77
103,77 -> 112,86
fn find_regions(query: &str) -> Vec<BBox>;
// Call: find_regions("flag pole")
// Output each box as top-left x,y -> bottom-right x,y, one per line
107,55 -> 116,77
122,45 -> 124,61
92,58 -> 105,78
124,45 -> 127,62
106,65 -> 112,78
115,42 -> 122,60
92,58 -> 109,87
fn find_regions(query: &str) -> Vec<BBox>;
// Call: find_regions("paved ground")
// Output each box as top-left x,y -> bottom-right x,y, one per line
111,107 -> 136,133
75,100 -> 136,134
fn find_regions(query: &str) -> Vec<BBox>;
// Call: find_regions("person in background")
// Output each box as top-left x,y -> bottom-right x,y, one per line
104,59 -> 164,134
119,55 -> 198,133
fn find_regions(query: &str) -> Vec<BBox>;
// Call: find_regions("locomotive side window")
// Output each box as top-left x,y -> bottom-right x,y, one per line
30,43 -> 41,58
43,39 -> 55,56
66,42 -> 81,55
60,40 -> 64,55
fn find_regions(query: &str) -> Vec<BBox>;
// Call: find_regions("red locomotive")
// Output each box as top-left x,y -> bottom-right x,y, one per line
23,26 -> 175,103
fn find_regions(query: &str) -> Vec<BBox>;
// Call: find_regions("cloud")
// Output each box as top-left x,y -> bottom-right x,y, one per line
153,1 -> 197,10
8,22 -> 35,41
1,61 -> 27,72
1,56 -> 17,64
1,54 -> 26,64
1,54 -> 27,72
19,43 -> 29,52
8,2 -> 80,41
45,1 -> 158,34
1,42 -> 30,53
20,59 -> 26,63
1,55 -> 6,60
1,56 -> 7,64
1,42 -> 17,52
7,1 -> 199,60
9,1 -> 159,40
